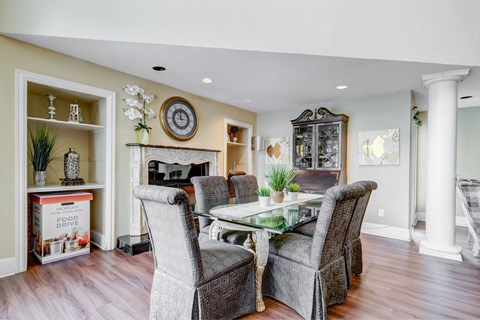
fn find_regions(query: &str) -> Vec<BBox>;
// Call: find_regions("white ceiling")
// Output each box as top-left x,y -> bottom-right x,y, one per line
6,33 -> 480,113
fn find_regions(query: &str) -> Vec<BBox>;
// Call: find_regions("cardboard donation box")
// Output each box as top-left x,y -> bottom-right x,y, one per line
32,192 -> 93,264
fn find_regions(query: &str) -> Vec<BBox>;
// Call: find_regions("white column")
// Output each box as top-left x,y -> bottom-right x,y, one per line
420,69 -> 469,261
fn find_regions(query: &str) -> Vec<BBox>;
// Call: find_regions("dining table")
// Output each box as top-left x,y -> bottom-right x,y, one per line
195,192 -> 324,312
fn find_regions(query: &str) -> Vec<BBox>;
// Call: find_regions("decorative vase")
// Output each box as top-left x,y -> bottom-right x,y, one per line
136,130 -> 149,144
34,171 -> 47,187
271,191 -> 285,203
64,147 -> 80,179
288,192 -> 299,201
258,196 -> 271,207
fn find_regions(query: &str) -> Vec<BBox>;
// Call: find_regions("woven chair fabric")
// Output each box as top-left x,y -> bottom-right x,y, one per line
263,183 -> 366,319
231,175 -> 259,204
134,185 -> 256,319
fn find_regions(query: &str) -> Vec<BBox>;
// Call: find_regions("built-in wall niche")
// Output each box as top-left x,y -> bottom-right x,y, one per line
224,119 -> 253,176
15,70 -> 116,274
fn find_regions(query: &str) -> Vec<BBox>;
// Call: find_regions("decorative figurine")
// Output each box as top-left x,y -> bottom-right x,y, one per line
46,95 -> 56,120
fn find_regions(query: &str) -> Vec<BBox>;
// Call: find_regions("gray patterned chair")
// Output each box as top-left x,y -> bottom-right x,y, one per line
191,176 -> 249,245
456,177 -> 480,257
134,185 -> 256,320
262,183 -> 366,319
344,180 -> 377,288
231,175 -> 259,204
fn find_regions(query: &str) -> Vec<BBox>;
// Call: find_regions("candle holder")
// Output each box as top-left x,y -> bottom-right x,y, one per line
46,95 -> 56,120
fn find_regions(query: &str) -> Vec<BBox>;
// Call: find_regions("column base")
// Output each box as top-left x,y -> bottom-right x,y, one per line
419,239 -> 463,261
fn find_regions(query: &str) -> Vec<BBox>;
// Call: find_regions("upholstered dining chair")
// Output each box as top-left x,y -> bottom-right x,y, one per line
231,175 -> 259,204
191,176 -> 249,245
227,170 -> 246,199
344,180 -> 377,288
456,177 -> 480,257
262,183 -> 366,320
134,185 -> 256,319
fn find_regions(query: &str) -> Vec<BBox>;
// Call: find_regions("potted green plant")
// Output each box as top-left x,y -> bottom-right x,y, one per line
265,165 -> 297,203
287,182 -> 301,200
256,187 -> 271,207
28,126 -> 58,187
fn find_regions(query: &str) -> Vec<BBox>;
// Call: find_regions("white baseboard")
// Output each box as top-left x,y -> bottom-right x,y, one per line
361,222 -> 411,241
416,212 -> 426,222
416,212 -> 468,228
0,257 -> 16,279
91,229 -> 106,250
455,216 -> 468,228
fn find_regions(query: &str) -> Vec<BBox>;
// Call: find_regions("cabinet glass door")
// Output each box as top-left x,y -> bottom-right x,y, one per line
293,125 -> 314,169
316,123 -> 340,170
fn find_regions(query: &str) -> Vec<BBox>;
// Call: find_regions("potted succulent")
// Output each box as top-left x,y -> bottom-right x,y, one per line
287,182 -> 301,200
256,187 -> 271,207
28,126 -> 58,187
265,165 -> 297,203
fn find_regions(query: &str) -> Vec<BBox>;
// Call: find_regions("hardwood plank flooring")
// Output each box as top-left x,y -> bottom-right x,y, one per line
1,223 -> 479,319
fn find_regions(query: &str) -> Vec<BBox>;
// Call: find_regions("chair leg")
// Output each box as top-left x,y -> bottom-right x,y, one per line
473,242 -> 480,257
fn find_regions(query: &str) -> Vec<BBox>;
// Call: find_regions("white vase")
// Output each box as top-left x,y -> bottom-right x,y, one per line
288,192 -> 299,200
259,196 -> 271,207
34,171 -> 46,187
136,130 -> 150,144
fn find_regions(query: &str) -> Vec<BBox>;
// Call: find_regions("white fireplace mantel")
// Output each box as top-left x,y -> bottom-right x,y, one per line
128,143 -> 220,236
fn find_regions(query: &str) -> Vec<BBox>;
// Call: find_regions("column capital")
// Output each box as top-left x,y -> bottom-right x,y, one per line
422,68 -> 470,88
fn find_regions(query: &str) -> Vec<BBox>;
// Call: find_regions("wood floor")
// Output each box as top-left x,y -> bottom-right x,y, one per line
1,222 -> 479,319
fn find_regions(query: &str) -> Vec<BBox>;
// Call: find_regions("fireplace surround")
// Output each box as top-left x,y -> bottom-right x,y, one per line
126,143 -> 220,236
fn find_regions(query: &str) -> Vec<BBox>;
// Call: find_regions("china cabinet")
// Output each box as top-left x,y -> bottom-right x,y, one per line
290,107 -> 348,191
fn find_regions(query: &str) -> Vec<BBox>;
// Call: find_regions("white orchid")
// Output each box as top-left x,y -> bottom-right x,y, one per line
124,108 -> 142,120
124,98 -> 143,109
122,85 -> 157,133
144,108 -> 156,120
142,94 -> 156,104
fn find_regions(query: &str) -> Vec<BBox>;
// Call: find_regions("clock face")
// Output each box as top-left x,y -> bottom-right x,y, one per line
160,97 -> 198,141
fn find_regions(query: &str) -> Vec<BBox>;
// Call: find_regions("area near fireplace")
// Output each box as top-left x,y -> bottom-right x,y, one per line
117,143 -> 220,255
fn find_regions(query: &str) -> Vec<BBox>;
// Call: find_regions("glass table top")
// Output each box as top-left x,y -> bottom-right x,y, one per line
196,197 -> 323,234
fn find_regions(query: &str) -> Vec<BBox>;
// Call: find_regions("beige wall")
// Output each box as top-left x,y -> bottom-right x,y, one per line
0,35 -> 256,259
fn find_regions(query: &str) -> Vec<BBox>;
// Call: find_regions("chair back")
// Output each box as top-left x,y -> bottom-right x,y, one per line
310,183 -> 366,269
456,177 -> 480,233
133,185 -> 204,285
191,176 -> 229,230
345,181 -> 378,243
231,175 -> 259,204
227,171 -> 246,198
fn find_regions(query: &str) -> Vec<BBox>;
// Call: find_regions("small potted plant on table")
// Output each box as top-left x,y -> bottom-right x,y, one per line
287,182 -> 301,200
256,187 -> 271,207
265,165 -> 297,203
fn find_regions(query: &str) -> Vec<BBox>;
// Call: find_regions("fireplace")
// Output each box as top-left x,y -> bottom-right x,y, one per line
117,144 -> 220,255
126,144 -> 220,236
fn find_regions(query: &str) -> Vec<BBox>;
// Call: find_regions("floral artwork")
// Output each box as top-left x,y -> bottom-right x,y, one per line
122,85 -> 157,133
265,137 -> 290,165
359,129 -> 400,165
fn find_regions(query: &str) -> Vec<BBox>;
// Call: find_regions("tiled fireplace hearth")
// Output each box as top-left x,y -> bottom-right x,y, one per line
127,143 -> 220,236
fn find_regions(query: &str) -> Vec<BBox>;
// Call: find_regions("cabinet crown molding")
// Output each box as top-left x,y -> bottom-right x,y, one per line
290,107 -> 348,125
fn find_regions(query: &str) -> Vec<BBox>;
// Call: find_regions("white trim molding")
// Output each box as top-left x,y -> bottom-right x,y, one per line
91,229 -> 106,249
0,257 -> 16,279
15,69 -> 116,274
416,212 -> 468,228
361,222 -> 411,241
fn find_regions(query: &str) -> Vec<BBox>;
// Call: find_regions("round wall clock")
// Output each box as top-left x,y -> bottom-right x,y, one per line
160,97 -> 198,141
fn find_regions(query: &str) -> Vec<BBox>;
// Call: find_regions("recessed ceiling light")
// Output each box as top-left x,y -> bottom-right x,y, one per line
336,85 -> 348,90
460,95 -> 473,99
152,66 -> 166,71
202,78 -> 213,84
244,98 -> 252,103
